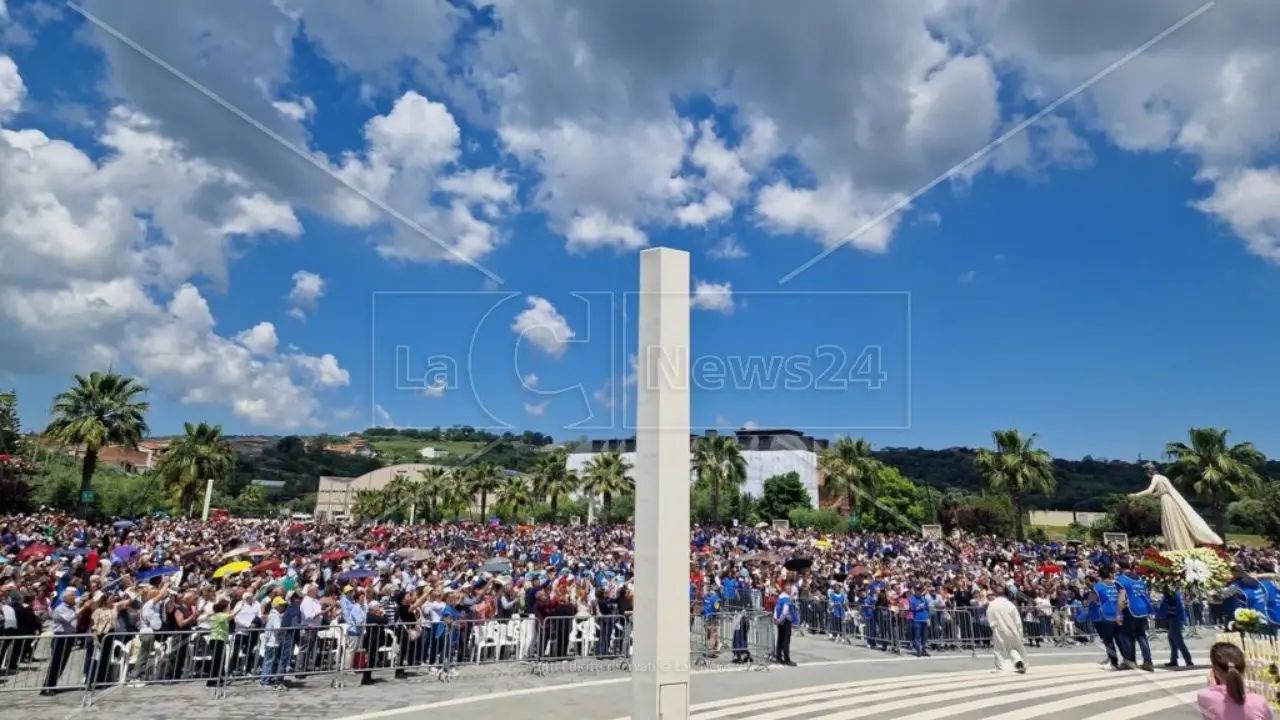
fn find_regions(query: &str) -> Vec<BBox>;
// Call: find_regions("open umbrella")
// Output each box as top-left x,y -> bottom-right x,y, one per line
832,572 -> 849,583
179,546 -> 208,560
245,548 -> 270,557
355,550 -> 379,561
136,566 -> 180,582
396,548 -> 431,561
783,557 -> 813,572
252,558 -> 282,574
480,557 -> 513,574
322,551 -> 351,562
212,560 -> 252,579
610,547 -> 631,555
17,543 -> 53,562
337,569 -> 376,583
112,545 -> 139,562
113,520 -> 136,530
221,546 -> 253,560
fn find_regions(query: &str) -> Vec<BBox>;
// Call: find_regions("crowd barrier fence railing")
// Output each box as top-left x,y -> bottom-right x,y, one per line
45,612 -> 779,706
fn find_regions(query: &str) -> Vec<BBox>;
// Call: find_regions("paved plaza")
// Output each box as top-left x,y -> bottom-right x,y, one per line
1,633 -> 1215,720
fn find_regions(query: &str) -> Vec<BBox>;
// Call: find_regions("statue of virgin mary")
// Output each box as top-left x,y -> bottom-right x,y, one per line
1131,462 -> 1223,550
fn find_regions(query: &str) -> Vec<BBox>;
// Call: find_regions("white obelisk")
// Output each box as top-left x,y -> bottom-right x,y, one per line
632,247 -> 692,720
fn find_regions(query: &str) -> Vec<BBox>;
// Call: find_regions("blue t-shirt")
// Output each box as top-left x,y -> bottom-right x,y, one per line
828,590 -> 846,618
702,592 -> 721,617
908,595 -> 929,623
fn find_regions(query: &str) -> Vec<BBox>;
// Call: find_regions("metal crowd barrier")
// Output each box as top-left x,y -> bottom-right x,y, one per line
5,613 -> 778,706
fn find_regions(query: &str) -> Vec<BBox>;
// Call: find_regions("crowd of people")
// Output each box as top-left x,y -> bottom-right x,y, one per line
1,512 -> 1278,698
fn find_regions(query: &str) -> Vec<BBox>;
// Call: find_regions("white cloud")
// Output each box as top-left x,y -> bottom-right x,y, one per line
0,56 -> 344,430
287,270 -> 325,321
1193,167 -> 1280,261
691,280 -> 734,315
524,401 -> 547,416
419,379 -> 447,398
63,2 -> 1280,271
756,178 -> 902,252
0,55 -> 23,119
707,235 -> 747,260
959,270 -> 976,283
235,321 -> 279,356
742,420 -> 759,430
511,296 -> 575,357
374,404 -> 394,427
271,97 -> 315,122
522,373 -> 538,388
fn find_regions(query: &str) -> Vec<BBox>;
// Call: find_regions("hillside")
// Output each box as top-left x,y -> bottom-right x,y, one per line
876,446 -> 1280,512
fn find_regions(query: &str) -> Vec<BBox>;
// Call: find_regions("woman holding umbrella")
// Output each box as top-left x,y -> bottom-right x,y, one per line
773,582 -> 799,666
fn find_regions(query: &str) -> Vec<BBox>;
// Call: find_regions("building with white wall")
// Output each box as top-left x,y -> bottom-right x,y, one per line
565,429 -> 827,507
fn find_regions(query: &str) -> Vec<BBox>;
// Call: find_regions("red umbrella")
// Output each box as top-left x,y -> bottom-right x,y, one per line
1038,564 -> 1061,574
18,544 -> 53,562
252,558 -> 281,574
322,551 -> 350,562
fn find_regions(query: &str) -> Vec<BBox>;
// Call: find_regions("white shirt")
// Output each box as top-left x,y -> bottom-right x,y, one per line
300,596 -> 323,627
233,599 -> 261,631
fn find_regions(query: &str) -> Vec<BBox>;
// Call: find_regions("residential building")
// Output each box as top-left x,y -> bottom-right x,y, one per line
1027,510 -> 1108,527
228,436 -> 271,457
565,428 -> 828,507
93,444 -> 162,474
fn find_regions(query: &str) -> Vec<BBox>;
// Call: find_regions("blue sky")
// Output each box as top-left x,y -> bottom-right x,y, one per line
1,1 -> 1278,461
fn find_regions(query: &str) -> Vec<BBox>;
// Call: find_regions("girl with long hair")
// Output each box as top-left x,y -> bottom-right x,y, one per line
1197,642 -> 1273,719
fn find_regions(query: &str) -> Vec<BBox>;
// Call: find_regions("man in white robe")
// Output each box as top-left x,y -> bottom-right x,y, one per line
987,585 -> 1028,674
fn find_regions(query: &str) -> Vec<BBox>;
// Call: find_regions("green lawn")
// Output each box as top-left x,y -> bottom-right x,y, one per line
367,438 -> 491,463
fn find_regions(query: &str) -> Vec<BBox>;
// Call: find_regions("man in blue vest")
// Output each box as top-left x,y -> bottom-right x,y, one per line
1092,566 -> 1124,670
908,583 -> 931,658
773,584 -> 799,666
1115,559 -> 1154,671
1225,564 -> 1270,630
862,588 -> 880,650
1158,588 -> 1193,668
827,582 -> 847,639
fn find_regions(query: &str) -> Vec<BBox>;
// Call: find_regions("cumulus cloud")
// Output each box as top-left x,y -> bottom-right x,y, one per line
287,270 -> 325,321
0,55 -> 346,430
691,280 -> 734,314
511,296 -> 575,357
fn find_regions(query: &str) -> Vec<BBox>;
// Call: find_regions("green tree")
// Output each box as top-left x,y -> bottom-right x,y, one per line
757,472 -> 811,522
973,429 -> 1055,540
497,475 -> 533,521
693,435 -> 747,525
351,488 -> 389,520
43,371 -> 150,514
0,389 -> 37,512
382,471 -> 417,521
581,452 -> 633,523
416,467 -> 449,522
531,450 -> 578,519
155,422 -> 234,515
856,466 -> 927,533
235,484 -> 269,517
1164,427 -> 1264,539
468,463 -> 503,520
1106,494 -> 1162,539
820,437 -> 882,517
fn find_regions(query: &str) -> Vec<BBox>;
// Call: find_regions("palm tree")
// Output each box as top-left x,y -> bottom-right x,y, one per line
532,449 -> 579,518
468,463 -> 503,520
820,436 -> 883,518
973,429 -> 1055,541
692,435 -> 747,524
352,488 -> 389,520
1164,427 -> 1264,539
154,422 -> 234,515
417,467 -> 449,522
43,371 -> 150,513
581,452 -> 633,523
382,471 -> 417,521
498,475 -> 533,520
